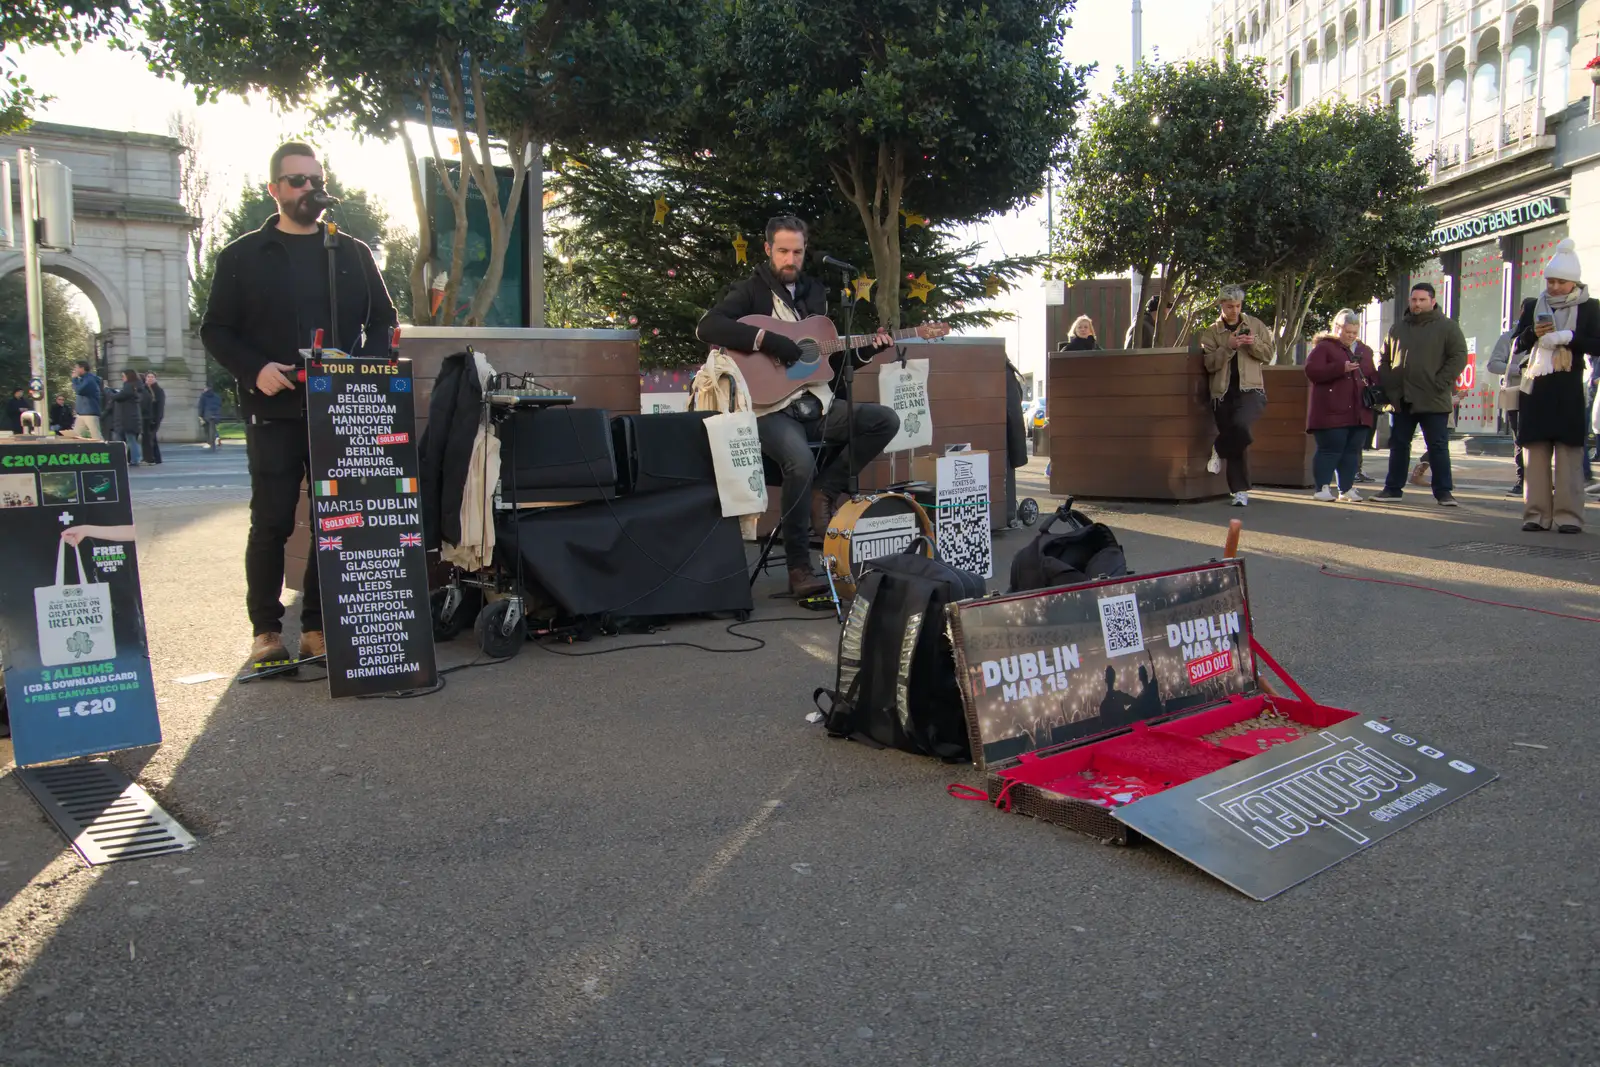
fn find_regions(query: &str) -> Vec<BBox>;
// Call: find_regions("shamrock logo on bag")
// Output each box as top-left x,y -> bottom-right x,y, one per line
747,469 -> 763,494
66,631 -> 95,659
904,413 -> 922,434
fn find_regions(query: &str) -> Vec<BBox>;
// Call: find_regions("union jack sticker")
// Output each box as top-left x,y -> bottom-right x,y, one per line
400,532 -> 422,548
317,535 -> 343,551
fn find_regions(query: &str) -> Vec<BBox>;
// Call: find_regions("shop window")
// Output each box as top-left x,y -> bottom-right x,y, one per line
1517,223 -> 1571,306
1456,243 -> 1505,433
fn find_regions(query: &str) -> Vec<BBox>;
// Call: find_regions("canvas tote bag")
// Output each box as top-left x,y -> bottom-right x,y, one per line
35,540 -> 116,666
704,409 -> 769,517
879,359 -> 933,452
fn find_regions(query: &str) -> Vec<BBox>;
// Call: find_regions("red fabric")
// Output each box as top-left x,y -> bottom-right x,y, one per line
1304,337 -> 1377,430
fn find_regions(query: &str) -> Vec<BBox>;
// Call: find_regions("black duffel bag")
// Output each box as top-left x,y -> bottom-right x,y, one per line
1009,499 -> 1128,593
813,540 -> 984,761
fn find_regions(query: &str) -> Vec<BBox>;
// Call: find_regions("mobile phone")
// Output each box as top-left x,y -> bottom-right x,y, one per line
1537,313 -> 1555,325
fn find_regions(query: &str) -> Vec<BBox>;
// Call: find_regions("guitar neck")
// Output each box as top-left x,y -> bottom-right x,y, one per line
818,326 -> 924,356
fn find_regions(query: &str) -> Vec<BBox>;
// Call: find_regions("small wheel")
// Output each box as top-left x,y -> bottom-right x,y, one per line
431,586 -> 482,641
474,600 -> 526,659
1018,498 -> 1040,527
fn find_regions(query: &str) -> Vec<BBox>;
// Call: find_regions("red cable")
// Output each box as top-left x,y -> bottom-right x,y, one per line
1317,565 -> 1600,624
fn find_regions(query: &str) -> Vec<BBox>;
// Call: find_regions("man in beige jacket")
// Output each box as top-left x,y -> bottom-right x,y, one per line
1198,285 -> 1273,506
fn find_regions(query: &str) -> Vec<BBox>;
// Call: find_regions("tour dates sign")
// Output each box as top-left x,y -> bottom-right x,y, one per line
305,352 -> 437,697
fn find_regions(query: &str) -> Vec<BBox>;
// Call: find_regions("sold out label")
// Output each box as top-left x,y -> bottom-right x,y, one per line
1186,648 -> 1235,686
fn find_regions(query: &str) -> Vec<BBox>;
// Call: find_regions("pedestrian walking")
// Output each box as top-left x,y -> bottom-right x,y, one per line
198,385 -> 224,448
1199,284 -> 1272,507
108,369 -> 145,465
201,140 -> 396,668
140,372 -> 166,464
69,360 -> 104,439
1372,282 -> 1468,506
1305,309 -> 1378,503
1509,238 -> 1596,533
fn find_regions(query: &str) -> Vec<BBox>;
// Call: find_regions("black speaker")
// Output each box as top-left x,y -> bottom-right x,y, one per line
498,407 -> 618,502
611,411 -> 718,494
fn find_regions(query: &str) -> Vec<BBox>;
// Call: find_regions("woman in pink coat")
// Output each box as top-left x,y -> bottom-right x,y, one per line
1305,309 -> 1379,502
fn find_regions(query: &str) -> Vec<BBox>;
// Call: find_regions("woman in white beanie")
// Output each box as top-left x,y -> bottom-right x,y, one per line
1509,237 -> 1597,533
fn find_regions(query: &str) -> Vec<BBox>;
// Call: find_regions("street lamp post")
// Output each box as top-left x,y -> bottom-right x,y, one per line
1129,0 -> 1144,349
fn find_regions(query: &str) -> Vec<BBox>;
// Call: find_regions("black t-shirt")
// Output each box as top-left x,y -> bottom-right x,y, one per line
1222,318 -> 1242,395
279,230 -> 332,351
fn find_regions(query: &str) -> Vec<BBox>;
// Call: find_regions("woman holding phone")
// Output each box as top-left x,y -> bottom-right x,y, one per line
1304,309 -> 1378,502
1510,238 -> 1598,533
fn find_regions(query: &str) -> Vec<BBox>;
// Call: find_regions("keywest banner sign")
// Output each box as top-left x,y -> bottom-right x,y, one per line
1431,196 -> 1567,248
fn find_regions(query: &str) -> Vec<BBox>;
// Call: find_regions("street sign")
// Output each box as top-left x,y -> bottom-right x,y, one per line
0,439 -> 163,765
303,351 -> 438,698
405,55 -> 477,130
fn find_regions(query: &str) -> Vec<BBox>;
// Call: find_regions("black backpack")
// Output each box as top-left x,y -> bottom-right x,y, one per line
813,542 -> 985,761
1009,499 -> 1128,593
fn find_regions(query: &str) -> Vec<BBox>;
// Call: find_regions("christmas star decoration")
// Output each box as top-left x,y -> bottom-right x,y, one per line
732,234 -> 748,264
984,275 -> 1004,298
852,276 -> 877,301
908,273 -> 934,303
652,196 -> 669,224
901,210 -> 929,228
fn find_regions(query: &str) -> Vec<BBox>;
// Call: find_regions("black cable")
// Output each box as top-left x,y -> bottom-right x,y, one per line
532,614 -> 827,658
355,654 -> 517,700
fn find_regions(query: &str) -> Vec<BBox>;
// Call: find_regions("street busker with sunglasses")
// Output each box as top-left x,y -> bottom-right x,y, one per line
696,215 -> 898,596
201,141 -> 396,669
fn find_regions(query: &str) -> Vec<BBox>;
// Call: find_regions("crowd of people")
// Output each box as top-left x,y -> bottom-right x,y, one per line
5,361 -> 231,456
1181,236 -> 1595,532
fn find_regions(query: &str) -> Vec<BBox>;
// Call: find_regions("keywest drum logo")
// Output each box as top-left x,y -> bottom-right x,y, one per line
851,513 -> 919,567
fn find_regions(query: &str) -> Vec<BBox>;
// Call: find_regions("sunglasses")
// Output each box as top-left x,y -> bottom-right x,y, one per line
277,173 -> 325,190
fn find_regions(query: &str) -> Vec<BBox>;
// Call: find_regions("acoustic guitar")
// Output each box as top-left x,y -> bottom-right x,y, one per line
720,315 -> 950,408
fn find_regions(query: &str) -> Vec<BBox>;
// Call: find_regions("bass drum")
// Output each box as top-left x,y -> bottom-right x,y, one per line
822,492 -> 935,595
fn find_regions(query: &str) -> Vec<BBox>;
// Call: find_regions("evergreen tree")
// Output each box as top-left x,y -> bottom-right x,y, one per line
0,274 -> 96,402
551,146 -> 1039,368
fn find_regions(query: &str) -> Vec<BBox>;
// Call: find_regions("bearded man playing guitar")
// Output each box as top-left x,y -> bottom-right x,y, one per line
696,215 -> 904,597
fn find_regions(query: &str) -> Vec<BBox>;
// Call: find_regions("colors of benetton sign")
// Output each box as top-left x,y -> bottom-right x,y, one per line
1431,195 -> 1567,248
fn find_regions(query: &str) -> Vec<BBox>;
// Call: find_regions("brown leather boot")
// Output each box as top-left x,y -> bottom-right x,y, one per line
788,566 -> 829,597
809,489 -> 836,545
250,632 -> 290,668
298,630 -> 326,660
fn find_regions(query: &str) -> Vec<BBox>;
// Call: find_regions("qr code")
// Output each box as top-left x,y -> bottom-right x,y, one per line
1097,593 -> 1144,657
936,491 -> 992,579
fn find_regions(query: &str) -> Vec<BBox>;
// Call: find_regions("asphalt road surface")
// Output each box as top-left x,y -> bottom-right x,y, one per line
0,454 -> 1595,1066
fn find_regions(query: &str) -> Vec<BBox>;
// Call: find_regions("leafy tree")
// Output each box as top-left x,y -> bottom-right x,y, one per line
1,1 -> 130,132
550,146 -> 1041,367
1055,59 -> 1277,343
0,273 -> 95,400
1235,100 -> 1437,362
705,0 -> 1087,329
142,0 -> 701,325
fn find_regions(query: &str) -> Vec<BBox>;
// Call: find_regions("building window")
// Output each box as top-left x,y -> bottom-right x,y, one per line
1542,25 -> 1572,115
1506,44 -> 1535,107
1441,73 -> 1467,132
1390,0 -> 1411,17
1518,223 -> 1570,305
1472,56 -> 1499,110
1290,54 -> 1303,109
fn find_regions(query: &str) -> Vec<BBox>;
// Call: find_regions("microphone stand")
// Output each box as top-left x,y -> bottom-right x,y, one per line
323,218 -> 340,351
833,260 -> 860,498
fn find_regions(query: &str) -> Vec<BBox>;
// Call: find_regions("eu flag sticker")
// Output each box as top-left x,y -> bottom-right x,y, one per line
309,376 -> 333,392
390,377 -> 411,393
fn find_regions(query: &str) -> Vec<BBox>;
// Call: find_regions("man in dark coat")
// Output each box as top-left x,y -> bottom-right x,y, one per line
694,215 -> 898,596
4,387 -> 28,433
1372,282 -> 1468,506
108,369 -> 145,465
49,392 -> 74,434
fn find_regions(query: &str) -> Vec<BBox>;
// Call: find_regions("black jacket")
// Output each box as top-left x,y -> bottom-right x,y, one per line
1004,362 -> 1028,469
1511,295 -> 1598,448
1062,334 -> 1100,351
144,383 -> 166,428
201,216 -> 396,422
109,379 -> 145,435
4,397 -> 27,433
695,264 -> 888,378
418,351 -> 486,551
49,400 -> 74,432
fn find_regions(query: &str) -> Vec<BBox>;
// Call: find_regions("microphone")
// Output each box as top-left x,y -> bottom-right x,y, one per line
311,191 -> 343,209
820,254 -> 856,273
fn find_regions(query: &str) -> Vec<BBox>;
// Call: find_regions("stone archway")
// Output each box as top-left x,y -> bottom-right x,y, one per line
0,122 -> 203,440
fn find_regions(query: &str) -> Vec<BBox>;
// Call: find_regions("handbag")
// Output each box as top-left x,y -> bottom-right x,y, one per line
34,540 -> 116,667
1360,382 -> 1387,411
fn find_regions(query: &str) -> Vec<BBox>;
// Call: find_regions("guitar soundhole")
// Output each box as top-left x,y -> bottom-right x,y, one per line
795,339 -> 823,366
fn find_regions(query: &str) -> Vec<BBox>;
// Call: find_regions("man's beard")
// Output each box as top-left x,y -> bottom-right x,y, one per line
282,193 -> 323,227
772,263 -> 799,283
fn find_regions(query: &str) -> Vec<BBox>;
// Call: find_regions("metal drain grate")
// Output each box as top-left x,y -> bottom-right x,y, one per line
1440,540 -> 1600,564
13,760 -> 196,865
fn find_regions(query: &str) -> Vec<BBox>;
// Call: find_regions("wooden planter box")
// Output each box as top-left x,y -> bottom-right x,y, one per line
287,328 -> 640,591
1047,350 -> 1312,502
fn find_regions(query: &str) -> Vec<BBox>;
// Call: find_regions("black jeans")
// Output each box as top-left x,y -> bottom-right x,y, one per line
1384,404 -> 1452,497
758,399 -> 900,569
1312,426 -> 1367,493
141,425 -> 162,464
245,418 -> 321,635
1212,389 -> 1266,493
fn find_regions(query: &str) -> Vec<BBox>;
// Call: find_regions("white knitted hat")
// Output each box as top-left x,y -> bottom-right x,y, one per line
1544,238 -> 1582,283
